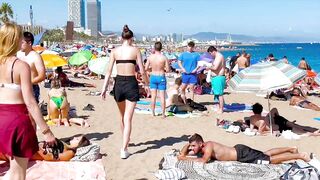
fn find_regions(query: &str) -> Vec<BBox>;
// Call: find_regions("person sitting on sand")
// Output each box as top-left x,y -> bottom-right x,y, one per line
250,103 -> 320,136
289,88 -> 320,111
52,66 -> 95,88
0,135 -> 90,161
178,133 -> 310,164
166,77 -> 193,112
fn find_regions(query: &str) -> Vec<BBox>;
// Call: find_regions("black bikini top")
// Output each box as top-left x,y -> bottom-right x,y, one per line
116,60 -> 136,65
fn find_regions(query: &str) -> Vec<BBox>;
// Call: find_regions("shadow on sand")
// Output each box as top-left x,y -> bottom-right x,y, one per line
60,132 -> 113,142
131,135 -> 189,155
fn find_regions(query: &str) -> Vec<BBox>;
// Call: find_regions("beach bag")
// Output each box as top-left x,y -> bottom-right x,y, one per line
71,144 -> 100,162
280,161 -> 320,180
186,99 -> 207,111
194,85 -> 203,95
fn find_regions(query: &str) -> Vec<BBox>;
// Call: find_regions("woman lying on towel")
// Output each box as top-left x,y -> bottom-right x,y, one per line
0,135 -> 90,161
290,88 -> 320,111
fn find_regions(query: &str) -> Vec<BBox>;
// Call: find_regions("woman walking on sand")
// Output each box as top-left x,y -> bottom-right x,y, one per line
0,23 -> 57,180
101,25 -> 148,159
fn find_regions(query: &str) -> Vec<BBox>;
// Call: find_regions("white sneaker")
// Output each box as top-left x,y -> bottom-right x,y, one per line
120,149 -> 131,159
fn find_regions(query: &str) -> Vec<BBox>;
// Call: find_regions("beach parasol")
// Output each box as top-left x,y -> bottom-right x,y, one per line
229,61 -> 306,134
88,57 -> 117,76
68,50 -> 93,66
315,74 -> 320,85
41,50 -> 59,55
33,46 -> 46,53
41,54 -> 67,68
88,57 -> 109,75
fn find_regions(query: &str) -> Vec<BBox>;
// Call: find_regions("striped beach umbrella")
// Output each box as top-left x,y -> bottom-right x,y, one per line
315,74 -> 320,85
229,61 -> 306,135
229,61 -> 306,93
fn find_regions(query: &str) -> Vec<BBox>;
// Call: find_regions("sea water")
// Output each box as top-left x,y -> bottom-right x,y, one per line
222,43 -> 320,73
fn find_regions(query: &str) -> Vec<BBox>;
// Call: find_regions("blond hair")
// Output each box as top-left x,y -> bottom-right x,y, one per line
0,23 -> 22,63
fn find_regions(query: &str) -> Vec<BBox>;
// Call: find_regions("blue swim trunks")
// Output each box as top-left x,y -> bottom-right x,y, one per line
150,74 -> 167,90
182,73 -> 197,85
211,76 -> 226,96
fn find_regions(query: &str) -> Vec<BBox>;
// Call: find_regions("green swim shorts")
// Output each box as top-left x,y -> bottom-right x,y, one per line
211,76 -> 226,96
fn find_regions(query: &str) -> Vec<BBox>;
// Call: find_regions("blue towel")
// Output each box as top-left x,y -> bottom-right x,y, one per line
137,100 -> 161,106
314,118 -> 320,121
223,103 -> 252,112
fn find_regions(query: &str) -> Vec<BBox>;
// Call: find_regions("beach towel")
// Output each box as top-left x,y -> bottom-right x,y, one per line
71,143 -> 100,162
137,100 -> 161,106
211,103 -> 253,113
135,107 -> 163,115
156,150 -> 288,180
0,159 -> 106,180
314,118 -> 320,121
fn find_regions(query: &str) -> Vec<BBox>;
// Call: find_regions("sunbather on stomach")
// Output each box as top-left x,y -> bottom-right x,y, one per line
0,135 -> 90,161
290,88 -> 320,111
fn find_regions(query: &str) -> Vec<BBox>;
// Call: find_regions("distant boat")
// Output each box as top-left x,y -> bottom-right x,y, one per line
296,47 -> 303,49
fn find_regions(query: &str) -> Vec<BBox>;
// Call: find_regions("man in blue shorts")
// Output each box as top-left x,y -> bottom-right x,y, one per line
178,41 -> 200,103
145,42 -> 170,117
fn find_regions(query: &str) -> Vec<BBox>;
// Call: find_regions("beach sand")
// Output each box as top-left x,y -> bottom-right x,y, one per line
38,77 -> 320,180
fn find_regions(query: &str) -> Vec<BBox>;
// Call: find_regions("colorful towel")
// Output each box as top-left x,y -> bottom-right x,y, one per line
314,118 -> 320,121
135,107 -> 163,115
156,151 -> 288,180
0,159 -> 106,180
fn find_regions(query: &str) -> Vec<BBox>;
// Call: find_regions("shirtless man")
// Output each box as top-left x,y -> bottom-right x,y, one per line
206,46 -> 226,113
145,42 -> 170,117
250,102 -> 320,136
178,133 -> 310,164
17,32 -> 46,103
236,51 -> 249,72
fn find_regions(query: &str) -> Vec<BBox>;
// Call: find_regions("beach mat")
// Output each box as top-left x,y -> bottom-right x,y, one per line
211,103 -> 253,113
0,159 -> 106,180
156,150 -> 288,180
137,100 -> 161,106
175,160 -> 288,180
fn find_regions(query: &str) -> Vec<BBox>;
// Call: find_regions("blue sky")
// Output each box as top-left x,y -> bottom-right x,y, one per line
3,0 -> 320,37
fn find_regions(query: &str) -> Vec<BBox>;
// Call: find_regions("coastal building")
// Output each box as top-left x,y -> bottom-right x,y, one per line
20,24 -> 44,35
68,0 -> 86,28
87,0 -> 102,37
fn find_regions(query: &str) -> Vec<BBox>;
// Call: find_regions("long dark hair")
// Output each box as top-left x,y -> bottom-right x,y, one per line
68,135 -> 91,152
121,24 -> 133,40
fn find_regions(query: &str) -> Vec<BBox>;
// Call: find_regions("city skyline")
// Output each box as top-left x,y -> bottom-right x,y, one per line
3,0 -> 320,39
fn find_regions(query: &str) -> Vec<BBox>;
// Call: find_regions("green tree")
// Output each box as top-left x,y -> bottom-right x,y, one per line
0,2 -> 13,24
43,29 -> 65,42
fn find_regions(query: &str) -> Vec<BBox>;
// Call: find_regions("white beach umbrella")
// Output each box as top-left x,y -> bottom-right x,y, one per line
229,61 -> 306,134
315,74 -> 320,86
41,50 -> 59,55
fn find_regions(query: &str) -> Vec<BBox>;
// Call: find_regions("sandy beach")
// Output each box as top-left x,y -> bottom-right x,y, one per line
37,77 -> 320,180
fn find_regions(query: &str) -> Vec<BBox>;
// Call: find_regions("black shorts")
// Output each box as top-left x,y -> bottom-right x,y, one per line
113,75 -> 139,102
234,144 -> 270,163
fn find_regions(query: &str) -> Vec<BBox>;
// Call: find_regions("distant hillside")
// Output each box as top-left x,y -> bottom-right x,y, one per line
102,30 -> 318,43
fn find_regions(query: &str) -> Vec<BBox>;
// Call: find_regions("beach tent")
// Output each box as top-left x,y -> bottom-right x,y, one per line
229,61 -> 306,134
